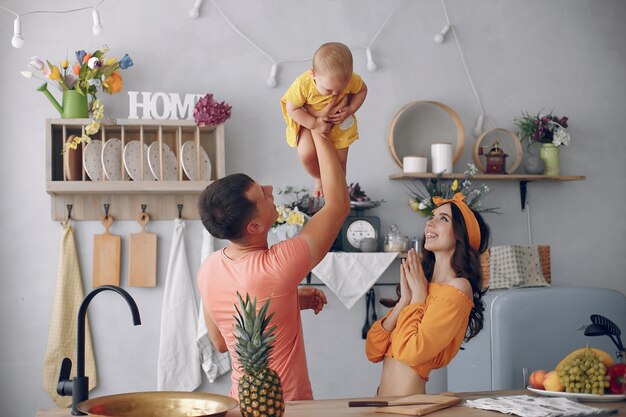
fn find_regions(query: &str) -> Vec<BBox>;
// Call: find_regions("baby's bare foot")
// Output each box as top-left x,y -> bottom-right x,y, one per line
312,178 -> 324,198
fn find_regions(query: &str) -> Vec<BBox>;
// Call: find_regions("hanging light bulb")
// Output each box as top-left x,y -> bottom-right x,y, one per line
12,17 -> 24,48
472,113 -> 484,137
266,64 -> 278,88
366,48 -> 377,72
189,0 -> 204,19
92,9 -> 103,36
433,24 -> 450,44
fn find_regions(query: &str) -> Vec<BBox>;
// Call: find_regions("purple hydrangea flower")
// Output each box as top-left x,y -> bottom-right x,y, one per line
193,94 -> 232,127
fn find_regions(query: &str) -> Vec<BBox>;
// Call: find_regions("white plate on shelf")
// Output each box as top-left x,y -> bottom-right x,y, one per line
83,140 -> 103,181
101,138 -> 123,181
527,386 -> 625,402
181,140 -> 211,181
148,142 -> 178,181
123,141 -> 156,181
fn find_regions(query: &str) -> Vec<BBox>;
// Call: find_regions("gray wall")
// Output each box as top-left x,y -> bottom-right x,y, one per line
1,1 -> 625,416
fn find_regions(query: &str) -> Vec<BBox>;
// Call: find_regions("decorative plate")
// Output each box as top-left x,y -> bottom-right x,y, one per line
123,141 -> 156,181
181,140 -> 211,181
148,142 -> 178,181
527,386 -> 625,402
101,138 -> 123,181
83,140 -> 103,181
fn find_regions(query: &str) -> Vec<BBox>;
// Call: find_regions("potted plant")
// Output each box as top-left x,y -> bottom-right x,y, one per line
514,112 -> 571,176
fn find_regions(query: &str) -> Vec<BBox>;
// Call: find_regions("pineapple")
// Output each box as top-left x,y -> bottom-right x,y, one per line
234,292 -> 285,417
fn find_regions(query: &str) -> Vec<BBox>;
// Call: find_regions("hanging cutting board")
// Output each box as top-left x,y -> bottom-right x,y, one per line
92,215 -> 121,287
129,212 -> 157,287
372,394 -> 461,416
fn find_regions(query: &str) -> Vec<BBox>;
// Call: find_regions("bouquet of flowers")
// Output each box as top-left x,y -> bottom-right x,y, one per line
193,93 -> 232,127
514,111 -> 571,147
272,186 -> 323,229
23,47 -> 133,100
22,47 -> 133,151
407,163 -> 500,217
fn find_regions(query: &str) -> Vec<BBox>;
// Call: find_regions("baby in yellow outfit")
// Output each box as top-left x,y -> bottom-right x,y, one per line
281,42 -> 368,197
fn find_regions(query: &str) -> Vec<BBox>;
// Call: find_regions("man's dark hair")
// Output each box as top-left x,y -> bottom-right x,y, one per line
198,173 -> 256,240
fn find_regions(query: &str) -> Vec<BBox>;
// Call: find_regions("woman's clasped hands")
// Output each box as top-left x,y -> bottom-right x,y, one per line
400,249 -> 428,305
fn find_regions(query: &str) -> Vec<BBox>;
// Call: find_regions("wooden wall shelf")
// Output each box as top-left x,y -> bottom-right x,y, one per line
46,119 -> 225,220
389,173 -> 586,210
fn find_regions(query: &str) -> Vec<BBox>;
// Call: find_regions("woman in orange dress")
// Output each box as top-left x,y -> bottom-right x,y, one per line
365,193 -> 490,395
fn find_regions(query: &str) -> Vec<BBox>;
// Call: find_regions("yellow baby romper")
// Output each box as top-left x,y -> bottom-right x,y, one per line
281,70 -> 363,149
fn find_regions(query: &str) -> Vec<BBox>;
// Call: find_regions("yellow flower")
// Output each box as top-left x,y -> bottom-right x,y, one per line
409,199 -> 420,212
60,59 -> 69,69
80,134 -> 91,144
85,121 -> 100,135
286,208 -> 306,226
106,57 -> 117,66
49,65 -> 62,81
451,180 -> 459,191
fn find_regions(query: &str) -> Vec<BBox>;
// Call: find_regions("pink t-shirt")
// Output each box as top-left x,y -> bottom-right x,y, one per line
197,237 -> 313,401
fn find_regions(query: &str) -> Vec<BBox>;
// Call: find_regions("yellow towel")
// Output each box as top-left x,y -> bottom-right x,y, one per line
43,223 -> 97,406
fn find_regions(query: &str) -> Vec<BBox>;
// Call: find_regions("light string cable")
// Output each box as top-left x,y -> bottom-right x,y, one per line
439,0 -> 485,137
2,0 -> 105,48
198,0 -> 401,87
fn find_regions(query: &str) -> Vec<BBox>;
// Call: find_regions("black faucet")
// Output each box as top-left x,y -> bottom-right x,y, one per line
57,285 -> 141,415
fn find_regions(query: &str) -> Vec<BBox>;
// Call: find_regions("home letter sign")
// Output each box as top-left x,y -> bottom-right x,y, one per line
128,91 -> 204,120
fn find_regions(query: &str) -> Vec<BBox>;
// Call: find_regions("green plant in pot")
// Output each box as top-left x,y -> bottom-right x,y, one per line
514,111 -> 571,176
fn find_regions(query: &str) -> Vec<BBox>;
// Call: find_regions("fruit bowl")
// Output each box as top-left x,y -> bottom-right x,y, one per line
527,386 -> 626,402
77,391 -> 238,417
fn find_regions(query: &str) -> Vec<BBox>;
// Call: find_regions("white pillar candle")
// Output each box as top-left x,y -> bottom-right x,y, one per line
431,143 -> 453,174
403,156 -> 427,173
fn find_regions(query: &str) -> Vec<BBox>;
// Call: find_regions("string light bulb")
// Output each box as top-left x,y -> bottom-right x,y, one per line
189,0 -> 204,19
266,64 -> 278,88
366,48 -> 377,72
92,8 -> 103,36
472,114 -> 484,137
12,17 -> 24,48
433,24 -> 450,44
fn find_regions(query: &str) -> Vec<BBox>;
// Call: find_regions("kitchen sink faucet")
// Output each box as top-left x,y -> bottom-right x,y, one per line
56,285 -> 142,415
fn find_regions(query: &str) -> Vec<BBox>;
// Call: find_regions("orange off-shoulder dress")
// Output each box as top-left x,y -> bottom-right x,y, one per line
365,282 -> 473,380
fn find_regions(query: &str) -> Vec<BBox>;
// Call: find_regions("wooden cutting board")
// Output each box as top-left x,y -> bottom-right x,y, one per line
129,212 -> 157,287
373,394 -> 461,416
92,215 -> 121,287
63,135 -> 82,181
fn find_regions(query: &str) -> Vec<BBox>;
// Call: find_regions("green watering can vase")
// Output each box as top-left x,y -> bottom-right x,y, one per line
37,83 -> 89,119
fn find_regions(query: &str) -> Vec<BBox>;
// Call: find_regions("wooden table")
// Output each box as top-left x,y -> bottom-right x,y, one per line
36,390 -> 626,417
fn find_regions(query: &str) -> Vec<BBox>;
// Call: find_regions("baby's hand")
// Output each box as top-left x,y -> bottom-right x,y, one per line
327,105 -> 353,125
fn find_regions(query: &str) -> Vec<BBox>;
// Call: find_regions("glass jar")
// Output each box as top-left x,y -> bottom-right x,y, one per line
383,224 -> 410,252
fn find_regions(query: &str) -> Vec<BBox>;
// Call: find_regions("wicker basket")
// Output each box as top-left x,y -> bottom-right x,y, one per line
480,245 -> 551,289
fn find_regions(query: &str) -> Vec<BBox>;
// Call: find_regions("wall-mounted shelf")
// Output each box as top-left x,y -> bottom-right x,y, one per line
389,173 -> 586,210
46,119 -> 225,220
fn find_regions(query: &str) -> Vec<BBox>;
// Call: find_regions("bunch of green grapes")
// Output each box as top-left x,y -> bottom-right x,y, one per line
556,348 -> 610,394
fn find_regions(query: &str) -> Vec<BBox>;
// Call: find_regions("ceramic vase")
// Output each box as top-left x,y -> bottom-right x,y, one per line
540,143 -> 560,176
524,155 -> 545,175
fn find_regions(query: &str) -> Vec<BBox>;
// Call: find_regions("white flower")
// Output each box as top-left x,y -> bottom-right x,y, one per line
87,57 -> 101,69
28,56 -> 44,70
418,201 -> 428,210
21,70 -> 33,78
552,127 -> 571,147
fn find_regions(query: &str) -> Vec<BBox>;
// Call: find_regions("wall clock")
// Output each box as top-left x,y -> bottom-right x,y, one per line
339,215 -> 381,252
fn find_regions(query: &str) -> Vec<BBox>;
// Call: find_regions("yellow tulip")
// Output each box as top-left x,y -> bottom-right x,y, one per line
106,57 -> 117,66
60,59 -> 69,69
49,65 -> 62,81
409,199 -> 421,212
451,180 -> 459,191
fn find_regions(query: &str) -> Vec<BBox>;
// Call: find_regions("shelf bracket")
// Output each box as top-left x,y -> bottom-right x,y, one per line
519,180 -> 530,211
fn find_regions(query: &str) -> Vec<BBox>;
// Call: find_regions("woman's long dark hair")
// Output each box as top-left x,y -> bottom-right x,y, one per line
380,204 -> 491,343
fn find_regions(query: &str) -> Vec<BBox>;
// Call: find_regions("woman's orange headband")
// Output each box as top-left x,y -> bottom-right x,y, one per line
432,192 -> 481,251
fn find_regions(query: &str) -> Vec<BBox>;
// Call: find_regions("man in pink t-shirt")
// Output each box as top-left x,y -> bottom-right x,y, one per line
196,105 -> 350,401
